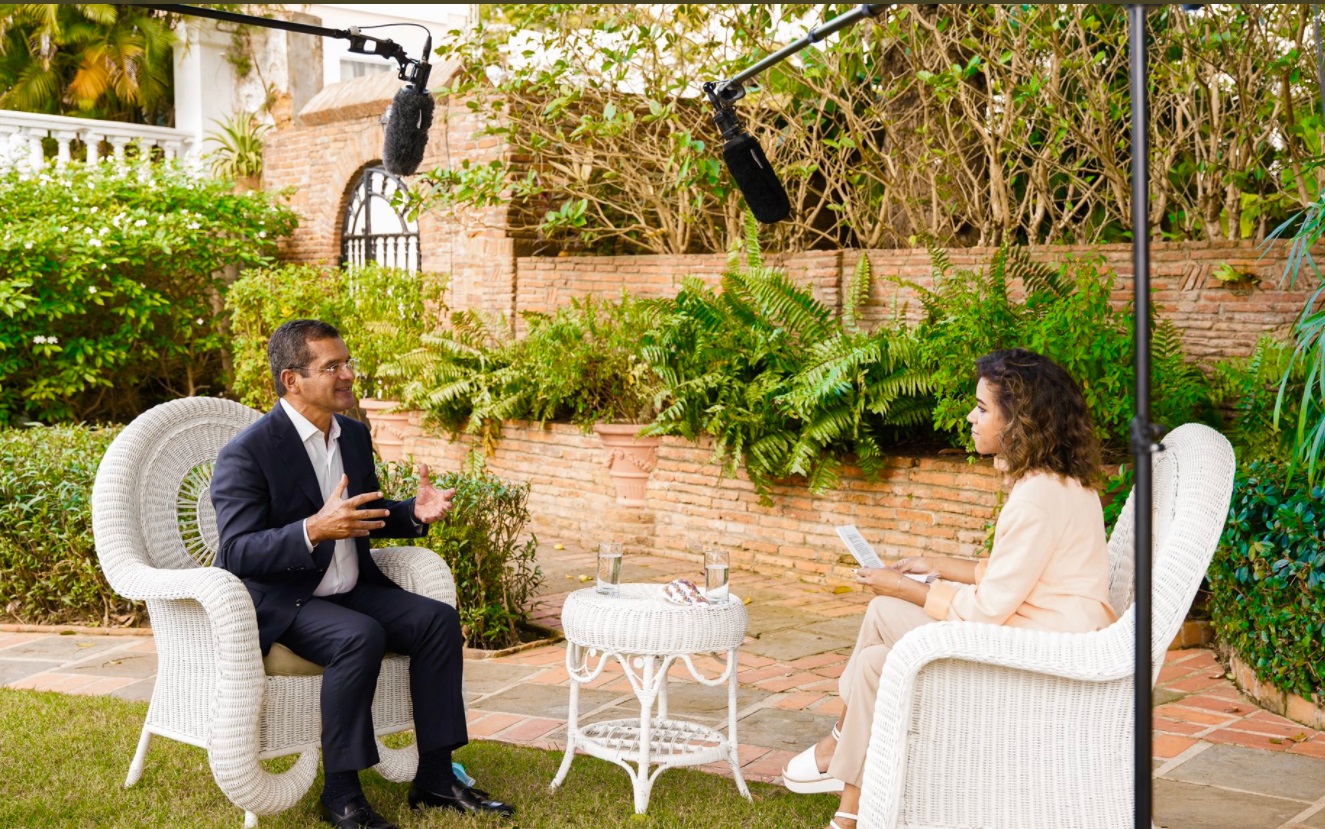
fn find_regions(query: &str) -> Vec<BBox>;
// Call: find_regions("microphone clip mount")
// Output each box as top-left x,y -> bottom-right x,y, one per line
703,81 -> 748,141
347,28 -> 432,90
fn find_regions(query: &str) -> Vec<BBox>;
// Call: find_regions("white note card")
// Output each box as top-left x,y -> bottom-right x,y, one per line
835,524 -> 885,569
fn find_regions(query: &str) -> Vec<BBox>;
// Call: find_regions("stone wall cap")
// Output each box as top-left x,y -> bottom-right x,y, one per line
299,60 -> 460,126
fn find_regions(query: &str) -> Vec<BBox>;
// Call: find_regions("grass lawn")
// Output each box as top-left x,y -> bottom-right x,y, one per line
0,688 -> 837,828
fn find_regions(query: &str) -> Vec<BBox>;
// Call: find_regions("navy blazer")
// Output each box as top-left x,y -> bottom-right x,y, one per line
210,403 -> 428,654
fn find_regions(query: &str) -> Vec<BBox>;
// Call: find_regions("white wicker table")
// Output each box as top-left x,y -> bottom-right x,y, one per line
551,584 -> 752,813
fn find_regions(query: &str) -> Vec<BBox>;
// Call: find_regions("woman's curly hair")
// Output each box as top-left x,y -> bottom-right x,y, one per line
976,349 -> 1101,488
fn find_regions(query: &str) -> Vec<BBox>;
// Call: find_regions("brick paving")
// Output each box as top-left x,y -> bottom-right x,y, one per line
4,539 -> 1325,828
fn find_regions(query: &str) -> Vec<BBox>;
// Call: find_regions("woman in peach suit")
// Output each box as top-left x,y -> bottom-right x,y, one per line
782,349 -> 1119,829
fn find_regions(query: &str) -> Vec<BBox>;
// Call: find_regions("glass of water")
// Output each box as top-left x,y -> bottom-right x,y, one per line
704,548 -> 730,604
596,542 -> 623,596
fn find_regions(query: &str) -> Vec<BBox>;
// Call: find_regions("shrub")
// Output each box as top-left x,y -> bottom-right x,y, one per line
226,263 -> 445,408
373,457 -> 542,650
644,246 -> 933,500
396,294 -> 666,439
908,246 -> 1215,453
0,163 -> 296,424
1210,460 -> 1325,700
225,263 -> 350,409
0,424 -> 140,626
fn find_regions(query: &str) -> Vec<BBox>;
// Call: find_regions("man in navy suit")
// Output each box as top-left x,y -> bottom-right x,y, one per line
211,319 -> 513,829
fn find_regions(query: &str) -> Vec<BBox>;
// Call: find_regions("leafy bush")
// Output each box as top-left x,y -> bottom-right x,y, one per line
373,457 -> 542,649
226,263 -> 444,409
644,245 -> 932,500
396,295 -> 666,439
0,424 -> 140,626
0,163 -> 296,424
226,263 -> 351,410
1268,192 -> 1325,484
1209,336 -> 1303,466
908,246 -> 1215,452
1210,461 -> 1325,699
344,264 -> 447,400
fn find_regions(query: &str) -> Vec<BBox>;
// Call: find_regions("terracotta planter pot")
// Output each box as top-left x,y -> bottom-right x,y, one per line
358,397 -> 414,462
593,423 -> 660,507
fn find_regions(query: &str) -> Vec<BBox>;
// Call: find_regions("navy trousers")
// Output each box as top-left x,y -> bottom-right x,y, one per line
276,583 -> 467,773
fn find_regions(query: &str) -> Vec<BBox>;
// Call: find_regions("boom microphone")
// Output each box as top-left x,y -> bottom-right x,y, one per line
382,83 -> 434,177
722,130 -> 791,224
704,81 -> 791,224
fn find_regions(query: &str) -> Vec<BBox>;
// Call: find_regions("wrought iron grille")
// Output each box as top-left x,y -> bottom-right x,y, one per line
339,164 -> 420,272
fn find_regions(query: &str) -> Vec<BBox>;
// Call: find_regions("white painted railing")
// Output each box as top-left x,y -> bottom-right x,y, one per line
0,109 -> 200,172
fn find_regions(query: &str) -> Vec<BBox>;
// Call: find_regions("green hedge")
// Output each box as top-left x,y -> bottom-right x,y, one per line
0,424 -> 140,626
1210,461 -> 1325,700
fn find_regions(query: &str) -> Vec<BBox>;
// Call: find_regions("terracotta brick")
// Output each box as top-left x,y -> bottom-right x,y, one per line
1202,729 -> 1294,752
1288,737 -> 1325,759
1153,734 -> 1198,759
495,717 -> 562,743
467,713 -> 526,738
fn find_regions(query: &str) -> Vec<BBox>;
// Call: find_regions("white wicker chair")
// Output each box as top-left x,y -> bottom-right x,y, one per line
91,397 -> 457,828
855,422 -> 1235,829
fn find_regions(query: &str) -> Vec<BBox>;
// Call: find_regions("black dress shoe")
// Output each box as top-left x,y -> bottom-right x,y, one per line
409,780 -> 516,817
318,796 -> 399,829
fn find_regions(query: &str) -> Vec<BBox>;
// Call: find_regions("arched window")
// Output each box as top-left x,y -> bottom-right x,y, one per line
340,164 -> 420,273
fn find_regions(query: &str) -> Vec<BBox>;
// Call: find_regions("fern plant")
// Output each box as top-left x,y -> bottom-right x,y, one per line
644,229 -> 935,500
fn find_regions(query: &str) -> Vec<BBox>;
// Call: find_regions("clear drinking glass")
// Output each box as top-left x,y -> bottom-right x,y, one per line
596,542 -> 623,596
704,548 -> 730,604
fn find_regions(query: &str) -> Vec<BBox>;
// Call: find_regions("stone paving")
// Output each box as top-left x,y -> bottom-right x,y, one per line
3,540 -> 1325,828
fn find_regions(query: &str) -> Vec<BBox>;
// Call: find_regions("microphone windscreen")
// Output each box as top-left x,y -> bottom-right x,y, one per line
382,85 -> 435,177
722,132 -> 791,224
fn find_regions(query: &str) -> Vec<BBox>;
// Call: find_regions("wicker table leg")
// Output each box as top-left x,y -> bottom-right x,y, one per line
551,642 -> 583,790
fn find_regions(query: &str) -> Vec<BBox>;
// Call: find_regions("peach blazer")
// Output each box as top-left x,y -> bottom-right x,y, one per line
924,471 -> 1118,632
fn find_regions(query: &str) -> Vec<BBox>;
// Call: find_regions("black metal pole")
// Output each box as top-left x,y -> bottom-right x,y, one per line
1128,6 -> 1155,829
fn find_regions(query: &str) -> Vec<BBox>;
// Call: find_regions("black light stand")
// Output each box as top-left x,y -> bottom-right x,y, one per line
1127,6 -> 1160,829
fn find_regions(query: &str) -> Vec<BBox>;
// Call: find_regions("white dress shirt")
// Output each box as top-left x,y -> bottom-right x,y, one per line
280,398 -> 359,596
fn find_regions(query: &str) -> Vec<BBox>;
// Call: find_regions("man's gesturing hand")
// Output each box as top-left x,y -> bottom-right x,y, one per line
306,474 -> 389,544
412,463 -> 455,524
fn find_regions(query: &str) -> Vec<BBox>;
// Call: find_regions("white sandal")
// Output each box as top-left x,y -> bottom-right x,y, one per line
782,724 -> 845,794
829,811 -> 858,829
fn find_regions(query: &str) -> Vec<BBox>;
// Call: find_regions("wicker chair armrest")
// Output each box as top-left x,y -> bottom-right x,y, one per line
888,617 -> 1133,685
859,619 -> 1133,828
372,546 -> 457,607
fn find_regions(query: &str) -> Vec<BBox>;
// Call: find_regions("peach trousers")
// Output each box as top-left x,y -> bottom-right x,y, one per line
826,596 -> 937,788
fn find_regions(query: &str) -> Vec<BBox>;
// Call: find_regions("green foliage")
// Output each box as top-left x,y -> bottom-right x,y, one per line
341,264 -> 446,400
1268,190 -> 1325,484
1210,461 -> 1325,699
373,457 -> 543,650
0,163 -> 297,423
907,247 -> 1215,452
643,242 -> 934,501
204,111 -> 271,181
226,263 -> 446,408
0,424 -> 139,626
423,5 -> 1322,254
396,295 -> 666,438
1209,336 -> 1303,465
0,4 -> 175,123
224,263 -> 351,410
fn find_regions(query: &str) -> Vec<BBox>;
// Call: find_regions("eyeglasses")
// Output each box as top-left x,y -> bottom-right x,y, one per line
290,358 -> 359,377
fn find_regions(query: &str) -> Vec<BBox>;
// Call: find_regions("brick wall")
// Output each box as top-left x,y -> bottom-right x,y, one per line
405,419 -> 1002,584
264,73 -> 517,320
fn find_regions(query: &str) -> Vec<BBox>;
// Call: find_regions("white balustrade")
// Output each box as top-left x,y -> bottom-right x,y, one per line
0,109 -> 200,174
